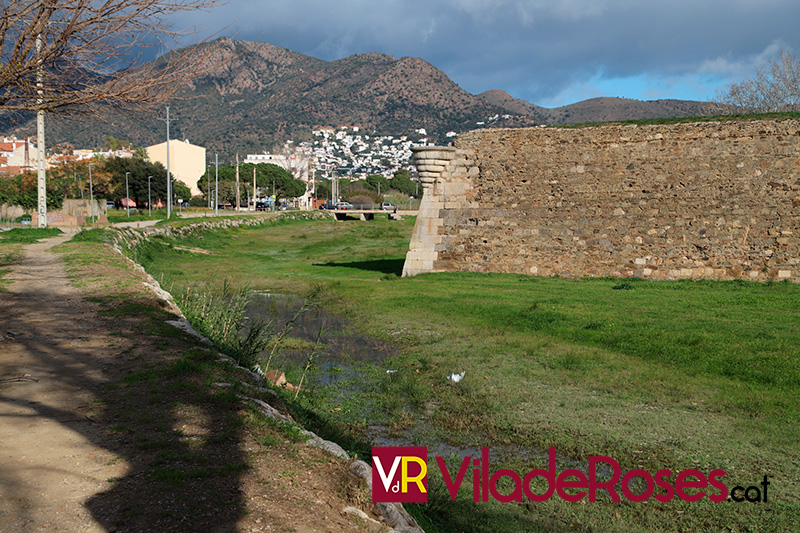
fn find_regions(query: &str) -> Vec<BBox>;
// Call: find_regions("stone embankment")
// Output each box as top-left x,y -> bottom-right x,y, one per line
404,119 -> 800,282
103,212 -> 424,533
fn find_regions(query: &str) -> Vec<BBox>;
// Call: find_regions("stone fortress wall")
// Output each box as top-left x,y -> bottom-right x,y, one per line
402,119 -> 800,282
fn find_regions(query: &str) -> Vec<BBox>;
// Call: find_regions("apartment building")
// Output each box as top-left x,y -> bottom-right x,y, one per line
146,139 -> 206,197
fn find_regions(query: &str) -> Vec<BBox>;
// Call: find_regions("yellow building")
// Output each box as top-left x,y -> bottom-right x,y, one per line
145,140 -> 206,197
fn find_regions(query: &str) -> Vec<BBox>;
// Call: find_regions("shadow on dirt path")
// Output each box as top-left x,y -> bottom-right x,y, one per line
0,232 -> 247,531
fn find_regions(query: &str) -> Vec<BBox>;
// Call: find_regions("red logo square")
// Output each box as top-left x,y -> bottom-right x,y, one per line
372,446 -> 428,503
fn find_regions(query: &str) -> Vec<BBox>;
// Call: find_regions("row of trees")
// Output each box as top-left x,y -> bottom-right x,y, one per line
0,172 -> 66,210
196,163 -> 307,207
315,169 -> 419,203
0,157 -> 188,210
2,157 -> 415,212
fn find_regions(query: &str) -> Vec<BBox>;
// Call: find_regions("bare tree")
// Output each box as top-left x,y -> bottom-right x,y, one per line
0,0 -> 225,115
715,49 -> 800,113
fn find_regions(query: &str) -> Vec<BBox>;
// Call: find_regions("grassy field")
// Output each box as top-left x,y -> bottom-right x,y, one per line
0,228 -> 63,291
124,216 -> 800,532
0,227 -> 62,243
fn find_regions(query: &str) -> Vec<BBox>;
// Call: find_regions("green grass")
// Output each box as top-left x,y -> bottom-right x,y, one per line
124,216 -> 800,533
71,228 -> 113,243
107,208 -> 169,223
0,246 -> 20,291
106,206 -> 230,224
0,228 -> 63,291
0,227 -> 62,243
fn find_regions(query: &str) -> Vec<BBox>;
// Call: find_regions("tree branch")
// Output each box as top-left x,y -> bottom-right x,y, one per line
0,0 -> 229,116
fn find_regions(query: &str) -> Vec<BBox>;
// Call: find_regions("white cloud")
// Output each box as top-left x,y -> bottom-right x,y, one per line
169,0 -> 800,106
451,0 -> 612,22
698,40 -> 790,81
420,20 -> 438,44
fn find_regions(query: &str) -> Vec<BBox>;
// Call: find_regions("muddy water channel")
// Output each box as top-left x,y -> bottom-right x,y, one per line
245,291 -> 398,384
242,292 -> 616,483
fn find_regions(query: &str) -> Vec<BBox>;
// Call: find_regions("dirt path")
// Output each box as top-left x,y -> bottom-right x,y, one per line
0,230 -> 126,531
0,233 -> 385,532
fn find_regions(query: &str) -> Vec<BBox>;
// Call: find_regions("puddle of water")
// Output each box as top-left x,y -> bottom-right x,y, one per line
315,361 -> 363,387
246,291 -> 398,370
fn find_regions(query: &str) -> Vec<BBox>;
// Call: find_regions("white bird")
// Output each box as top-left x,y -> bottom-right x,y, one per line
447,371 -> 465,383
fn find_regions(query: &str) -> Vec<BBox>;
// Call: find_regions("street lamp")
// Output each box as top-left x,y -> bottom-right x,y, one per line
147,176 -> 153,216
214,154 -> 219,216
125,171 -> 131,217
88,163 -> 95,224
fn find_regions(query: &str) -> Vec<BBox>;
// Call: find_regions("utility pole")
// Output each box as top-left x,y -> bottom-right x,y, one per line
166,107 -> 171,218
235,153 -> 240,212
36,32 -> 46,228
252,167 -> 256,211
88,163 -> 95,224
158,106 -> 174,218
125,172 -> 131,217
215,153 -> 219,216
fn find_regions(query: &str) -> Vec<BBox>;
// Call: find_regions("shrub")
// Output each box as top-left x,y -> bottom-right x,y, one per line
173,281 -> 272,370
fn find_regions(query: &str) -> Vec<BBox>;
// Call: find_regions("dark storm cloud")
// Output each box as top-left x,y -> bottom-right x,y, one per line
176,0 -> 800,107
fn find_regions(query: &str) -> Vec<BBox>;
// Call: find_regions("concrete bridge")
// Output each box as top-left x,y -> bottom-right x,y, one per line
328,209 -> 408,221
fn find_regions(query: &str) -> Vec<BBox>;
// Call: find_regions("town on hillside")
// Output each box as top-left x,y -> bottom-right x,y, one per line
0,126 -> 431,222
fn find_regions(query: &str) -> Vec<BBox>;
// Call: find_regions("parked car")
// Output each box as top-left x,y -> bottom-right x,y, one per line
319,201 -> 336,210
380,202 -> 396,211
106,201 -> 116,209
255,201 -> 269,211
335,202 -> 354,210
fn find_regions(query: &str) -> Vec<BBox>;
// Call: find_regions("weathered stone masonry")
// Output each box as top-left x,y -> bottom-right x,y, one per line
402,119 -> 800,281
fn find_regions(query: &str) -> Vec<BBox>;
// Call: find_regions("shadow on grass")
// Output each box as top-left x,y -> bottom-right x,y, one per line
315,258 -> 405,276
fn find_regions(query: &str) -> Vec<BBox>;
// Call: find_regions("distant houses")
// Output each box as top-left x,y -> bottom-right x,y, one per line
0,137 -> 42,174
244,152 -> 314,208
1,125 -> 422,205
0,136 -> 137,175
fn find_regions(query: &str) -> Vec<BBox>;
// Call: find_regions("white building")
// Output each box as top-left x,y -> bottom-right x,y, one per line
0,137 -> 43,173
244,152 -> 314,208
146,140 -> 206,197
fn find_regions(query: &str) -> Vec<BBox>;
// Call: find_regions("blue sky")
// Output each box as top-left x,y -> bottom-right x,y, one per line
172,0 -> 800,108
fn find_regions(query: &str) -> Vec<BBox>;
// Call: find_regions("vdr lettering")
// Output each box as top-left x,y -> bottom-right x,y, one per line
372,446 -> 770,504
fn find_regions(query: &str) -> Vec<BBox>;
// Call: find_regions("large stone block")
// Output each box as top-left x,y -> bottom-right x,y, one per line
417,164 -> 447,173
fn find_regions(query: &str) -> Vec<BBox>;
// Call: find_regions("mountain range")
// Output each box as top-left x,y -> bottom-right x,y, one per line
8,37 -> 727,157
